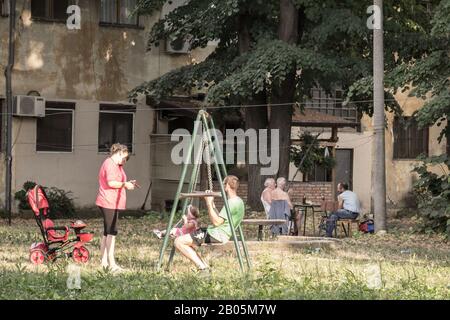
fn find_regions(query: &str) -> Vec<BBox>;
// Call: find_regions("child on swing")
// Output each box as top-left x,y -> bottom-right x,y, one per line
153,204 -> 199,239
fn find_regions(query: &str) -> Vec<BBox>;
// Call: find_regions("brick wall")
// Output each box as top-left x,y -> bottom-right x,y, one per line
214,181 -> 332,208
213,181 -> 248,208
288,181 -> 333,204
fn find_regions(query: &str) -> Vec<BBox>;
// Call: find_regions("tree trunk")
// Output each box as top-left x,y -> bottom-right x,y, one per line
278,0 -> 299,45
269,100 -> 294,179
269,0 -> 299,179
245,94 -> 268,210
237,13 -> 269,210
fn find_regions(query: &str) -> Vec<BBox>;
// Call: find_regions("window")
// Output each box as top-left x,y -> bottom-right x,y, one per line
31,0 -> 70,21
393,117 -> 429,159
36,102 -> 75,152
100,0 -> 139,26
1,0 -> 9,16
303,164 -> 332,182
98,104 -> 135,153
304,88 -> 358,124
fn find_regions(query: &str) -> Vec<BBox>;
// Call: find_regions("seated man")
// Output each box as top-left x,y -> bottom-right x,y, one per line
268,177 -> 293,235
326,182 -> 361,237
174,175 -> 245,272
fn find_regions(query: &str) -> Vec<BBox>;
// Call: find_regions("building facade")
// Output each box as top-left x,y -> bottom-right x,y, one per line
1,1 -> 447,215
0,0 -> 214,211
289,89 -> 448,214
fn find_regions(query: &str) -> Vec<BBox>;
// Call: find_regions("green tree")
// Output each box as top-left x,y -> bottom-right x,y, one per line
130,0 -> 445,210
290,132 -> 336,181
347,0 -> 449,142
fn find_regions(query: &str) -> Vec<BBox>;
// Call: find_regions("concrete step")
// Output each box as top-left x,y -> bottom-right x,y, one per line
199,238 -> 338,254
277,235 -> 342,242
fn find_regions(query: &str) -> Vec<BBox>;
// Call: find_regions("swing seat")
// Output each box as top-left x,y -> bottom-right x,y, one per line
179,191 -> 222,198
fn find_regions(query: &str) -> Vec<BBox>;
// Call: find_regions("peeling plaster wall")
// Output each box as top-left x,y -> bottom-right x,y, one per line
360,91 -> 447,209
0,1 -> 215,210
385,91 -> 447,207
0,0 -> 210,101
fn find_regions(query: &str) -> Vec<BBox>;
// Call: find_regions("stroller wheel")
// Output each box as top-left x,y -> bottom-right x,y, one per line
72,246 -> 89,263
30,249 -> 46,265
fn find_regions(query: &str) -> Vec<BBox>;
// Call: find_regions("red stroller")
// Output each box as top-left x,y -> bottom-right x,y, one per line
27,185 -> 94,265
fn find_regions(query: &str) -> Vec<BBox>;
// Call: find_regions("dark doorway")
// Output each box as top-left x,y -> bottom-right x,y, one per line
336,149 -> 353,190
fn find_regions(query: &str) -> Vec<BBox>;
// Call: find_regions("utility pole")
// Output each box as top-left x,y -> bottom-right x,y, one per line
373,0 -> 387,233
5,0 -> 16,226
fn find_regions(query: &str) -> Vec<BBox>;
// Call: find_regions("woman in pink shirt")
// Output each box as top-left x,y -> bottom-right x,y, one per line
96,143 -> 136,272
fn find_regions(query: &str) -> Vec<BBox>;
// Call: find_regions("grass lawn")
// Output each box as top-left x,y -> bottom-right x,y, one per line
0,213 -> 449,300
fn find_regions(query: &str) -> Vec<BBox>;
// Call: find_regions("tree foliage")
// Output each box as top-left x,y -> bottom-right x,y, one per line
131,0 -> 449,213
347,0 -> 449,141
131,0 -> 447,127
130,0 -> 381,106
412,155 -> 450,238
290,132 -> 336,180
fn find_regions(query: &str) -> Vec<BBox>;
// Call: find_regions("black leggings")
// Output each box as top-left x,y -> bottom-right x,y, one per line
99,207 -> 119,236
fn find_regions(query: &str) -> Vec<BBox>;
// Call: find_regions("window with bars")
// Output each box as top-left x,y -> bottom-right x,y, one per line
393,116 -> 429,159
1,0 -> 9,16
31,0 -> 71,21
100,0 -> 139,27
36,102 -> 75,152
98,105 -> 135,153
303,164 -> 332,182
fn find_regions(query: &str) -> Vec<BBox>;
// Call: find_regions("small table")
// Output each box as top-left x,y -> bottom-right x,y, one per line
293,203 -> 321,236
242,219 -> 287,241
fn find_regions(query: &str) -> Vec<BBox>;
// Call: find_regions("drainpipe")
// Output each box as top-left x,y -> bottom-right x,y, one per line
5,0 -> 16,225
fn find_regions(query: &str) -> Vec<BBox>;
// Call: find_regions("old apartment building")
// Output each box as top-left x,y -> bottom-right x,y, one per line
0,0 -> 214,210
0,1 -> 447,214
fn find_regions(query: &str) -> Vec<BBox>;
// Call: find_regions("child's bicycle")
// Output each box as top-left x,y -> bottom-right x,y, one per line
27,185 -> 94,265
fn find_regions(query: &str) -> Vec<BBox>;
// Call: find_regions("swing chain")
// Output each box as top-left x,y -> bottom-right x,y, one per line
192,131 -> 204,192
203,129 -> 213,191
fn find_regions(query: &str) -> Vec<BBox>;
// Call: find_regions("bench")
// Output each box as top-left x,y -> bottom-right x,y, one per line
242,219 -> 287,241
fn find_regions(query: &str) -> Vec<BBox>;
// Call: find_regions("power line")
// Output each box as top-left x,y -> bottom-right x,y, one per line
1,96 -> 447,116
11,134 -> 375,153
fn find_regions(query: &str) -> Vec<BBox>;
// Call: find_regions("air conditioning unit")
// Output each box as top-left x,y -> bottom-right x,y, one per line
166,36 -> 191,54
13,95 -> 46,117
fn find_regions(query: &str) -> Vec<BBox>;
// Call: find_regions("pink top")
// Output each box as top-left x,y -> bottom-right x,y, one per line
180,217 -> 198,235
95,157 -> 127,210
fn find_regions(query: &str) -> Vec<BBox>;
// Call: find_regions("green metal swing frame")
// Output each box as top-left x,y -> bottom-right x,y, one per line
156,110 -> 251,273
